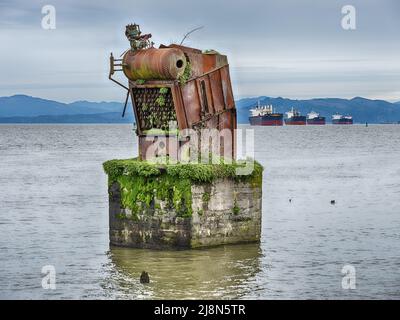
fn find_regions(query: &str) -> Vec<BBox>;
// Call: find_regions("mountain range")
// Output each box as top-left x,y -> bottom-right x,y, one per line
236,96 -> 400,124
0,94 -> 399,124
0,95 -> 133,123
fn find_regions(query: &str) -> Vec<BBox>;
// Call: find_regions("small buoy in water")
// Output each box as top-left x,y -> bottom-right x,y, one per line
140,271 -> 150,284
331,200 -> 336,205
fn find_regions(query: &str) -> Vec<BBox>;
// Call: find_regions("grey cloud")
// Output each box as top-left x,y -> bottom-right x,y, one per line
0,0 -> 399,102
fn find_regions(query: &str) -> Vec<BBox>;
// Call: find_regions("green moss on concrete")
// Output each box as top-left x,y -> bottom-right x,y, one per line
232,199 -> 240,215
116,174 -> 192,217
202,192 -> 211,203
103,158 -> 160,183
103,157 -> 263,218
104,157 -> 263,185
116,213 -> 126,220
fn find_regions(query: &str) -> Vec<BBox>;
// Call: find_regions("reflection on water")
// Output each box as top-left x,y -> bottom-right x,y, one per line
104,244 -> 262,299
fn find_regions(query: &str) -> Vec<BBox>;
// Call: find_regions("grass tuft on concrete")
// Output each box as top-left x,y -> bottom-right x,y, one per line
103,157 -> 263,217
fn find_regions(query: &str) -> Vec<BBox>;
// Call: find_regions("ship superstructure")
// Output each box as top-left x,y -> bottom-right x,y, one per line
249,103 -> 283,126
332,113 -> 353,125
306,111 -> 326,125
284,108 -> 306,125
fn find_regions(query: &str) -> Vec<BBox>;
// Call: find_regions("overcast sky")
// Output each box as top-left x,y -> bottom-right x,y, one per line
0,0 -> 399,102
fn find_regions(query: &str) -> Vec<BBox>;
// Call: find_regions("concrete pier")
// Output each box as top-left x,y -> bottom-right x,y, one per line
104,158 -> 263,249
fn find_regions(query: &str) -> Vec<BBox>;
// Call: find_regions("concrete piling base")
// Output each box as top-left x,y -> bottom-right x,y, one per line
104,158 -> 263,249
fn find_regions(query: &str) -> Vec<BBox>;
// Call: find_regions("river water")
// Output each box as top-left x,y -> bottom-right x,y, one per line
0,124 -> 399,299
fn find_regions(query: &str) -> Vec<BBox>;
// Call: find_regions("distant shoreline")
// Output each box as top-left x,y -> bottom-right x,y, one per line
1,94 -> 400,124
0,112 -> 134,124
1,122 -> 399,125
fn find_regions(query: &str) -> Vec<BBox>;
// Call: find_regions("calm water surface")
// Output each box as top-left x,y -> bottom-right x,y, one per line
0,124 -> 400,299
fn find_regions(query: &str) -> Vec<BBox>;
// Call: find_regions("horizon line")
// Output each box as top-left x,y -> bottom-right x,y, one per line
2,93 -> 399,104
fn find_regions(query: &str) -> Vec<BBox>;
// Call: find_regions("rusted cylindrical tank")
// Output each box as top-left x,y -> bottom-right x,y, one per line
122,47 -> 187,81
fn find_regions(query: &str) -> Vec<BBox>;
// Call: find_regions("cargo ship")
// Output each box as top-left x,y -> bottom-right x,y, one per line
306,111 -> 326,125
249,103 -> 283,126
284,108 -> 306,125
332,113 -> 353,125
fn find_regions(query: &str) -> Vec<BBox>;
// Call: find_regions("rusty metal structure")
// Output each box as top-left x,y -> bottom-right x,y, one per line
109,24 -> 237,160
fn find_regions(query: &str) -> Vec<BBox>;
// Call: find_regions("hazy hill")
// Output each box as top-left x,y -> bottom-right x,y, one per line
237,96 -> 400,124
1,94 -> 399,124
0,112 -> 133,123
0,95 -> 133,123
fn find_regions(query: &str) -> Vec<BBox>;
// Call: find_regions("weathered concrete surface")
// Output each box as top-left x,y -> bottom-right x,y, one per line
109,178 -> 262,249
